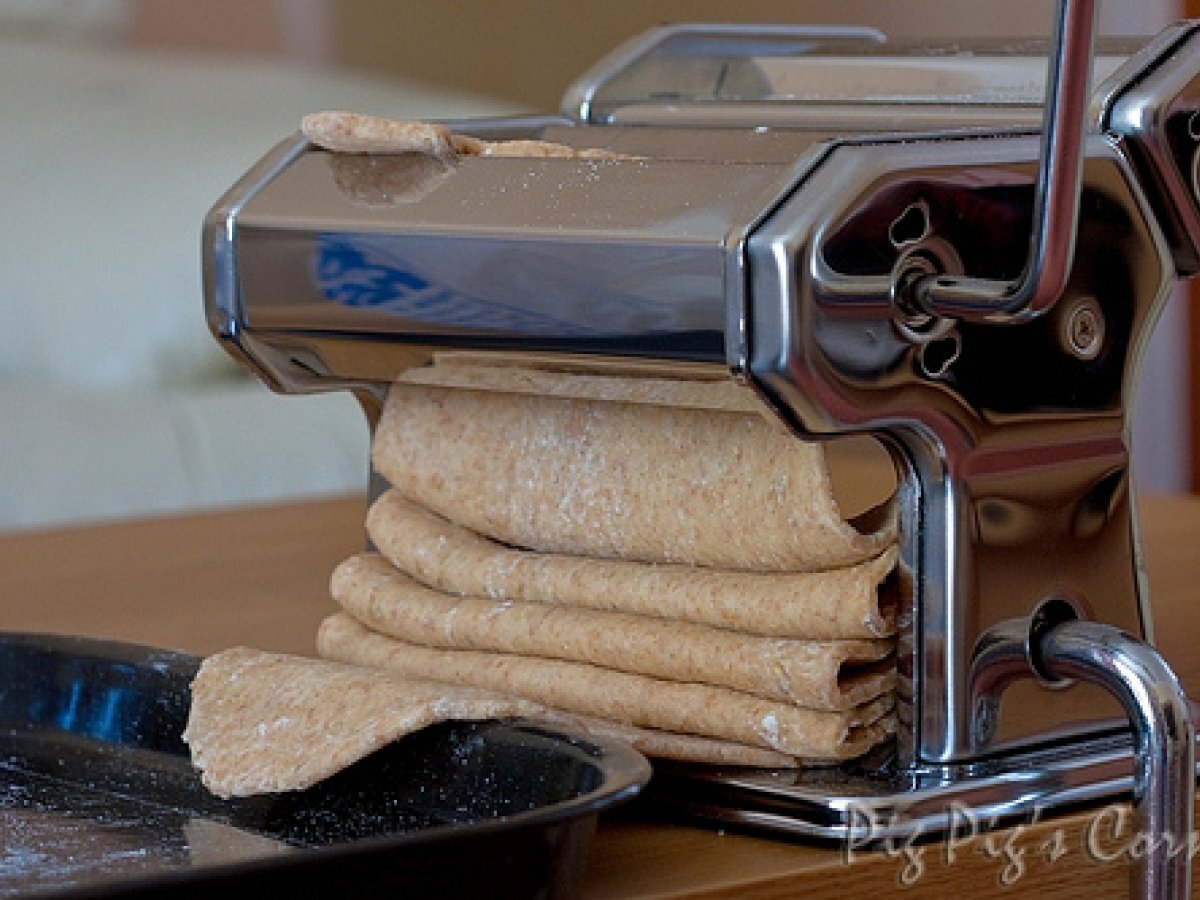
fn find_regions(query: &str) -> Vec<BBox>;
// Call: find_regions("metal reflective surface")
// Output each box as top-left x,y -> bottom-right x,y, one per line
1039,621 -> 1195,900
562,23 -> 887,123
965,606 -> 1195,898
745,132 -> 1172,763
1102,21 -> 1200,274
204,120 -> 840,393
907,0 -> 1097,323
651,724 -> 1200,845
563,21 -> 1141,129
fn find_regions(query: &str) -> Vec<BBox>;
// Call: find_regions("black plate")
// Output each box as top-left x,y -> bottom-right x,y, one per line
0,633 -> 650,898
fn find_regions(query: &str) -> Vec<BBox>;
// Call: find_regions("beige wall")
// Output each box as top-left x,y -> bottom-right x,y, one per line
127,0 -> 333,63
122,1 -> 1183,111
330,0 -> 1175,111
131,0 -> 287,55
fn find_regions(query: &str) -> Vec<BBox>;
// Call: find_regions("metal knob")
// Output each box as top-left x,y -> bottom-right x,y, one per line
1038,620 -> 1195,900
971,609 -> 1195,900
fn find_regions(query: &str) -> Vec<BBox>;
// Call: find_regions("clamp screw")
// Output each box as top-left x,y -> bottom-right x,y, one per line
1066,298 -> 1103,360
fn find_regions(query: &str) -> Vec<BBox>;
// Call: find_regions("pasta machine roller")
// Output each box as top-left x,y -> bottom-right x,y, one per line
204,2 -> 1200,896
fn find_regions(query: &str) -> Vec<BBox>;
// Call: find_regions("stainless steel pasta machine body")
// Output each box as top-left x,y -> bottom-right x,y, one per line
204,15 -> 1200,857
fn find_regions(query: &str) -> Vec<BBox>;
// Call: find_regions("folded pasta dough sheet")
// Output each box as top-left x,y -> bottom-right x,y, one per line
397,361 -> 768,412
372,380 -> 896,572
367,490 -> 896,639
333,553 -> 894,709
184,647 -> 544,798
318,613 -> 895,761
186,647 -> 806,798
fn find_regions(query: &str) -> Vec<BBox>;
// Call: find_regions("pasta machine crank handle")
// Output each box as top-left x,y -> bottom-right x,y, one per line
906,0 -> 1097,323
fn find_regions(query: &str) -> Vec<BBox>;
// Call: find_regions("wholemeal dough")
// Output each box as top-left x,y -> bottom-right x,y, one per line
372,382 -> 896,571
318,613 -> 895,760
397,362 -> 899,520
334,552 -> 894,708
302,112 -> 458,158
186,647 -> 808,797
184,647 -> 543,798
302,111 -> 626,159
399,361 -> 767,413
560,722 -> 796,768
368,490 -> 896,639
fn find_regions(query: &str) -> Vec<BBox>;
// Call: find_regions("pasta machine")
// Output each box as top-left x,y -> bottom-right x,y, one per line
204,1 -> 1200,895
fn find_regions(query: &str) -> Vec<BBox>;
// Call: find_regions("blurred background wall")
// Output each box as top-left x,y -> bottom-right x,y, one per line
119,1 -> 1180,111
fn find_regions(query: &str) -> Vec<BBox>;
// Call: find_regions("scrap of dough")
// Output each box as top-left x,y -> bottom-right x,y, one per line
372,382 -> 896,571
301,111 -> 457,158
302,110 -> 626,159
368,491 -> 896,639
334,552 -> 894,708
318,613 -> 895,760
461,138 -> 625,159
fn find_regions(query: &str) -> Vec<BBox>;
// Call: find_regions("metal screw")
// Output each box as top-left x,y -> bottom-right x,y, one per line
1188,109 -> 1200,142
1066,298 -> 1103,360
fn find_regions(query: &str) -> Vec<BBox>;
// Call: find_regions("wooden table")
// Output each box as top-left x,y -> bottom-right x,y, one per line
2,493 -> 1198,898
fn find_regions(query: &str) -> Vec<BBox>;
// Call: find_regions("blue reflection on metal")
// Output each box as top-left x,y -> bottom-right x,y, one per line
57,680 -> 84,731
316,234 -> 593,336
93,689 -> 126,741
54,680 -> 133,742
